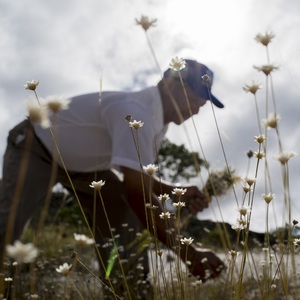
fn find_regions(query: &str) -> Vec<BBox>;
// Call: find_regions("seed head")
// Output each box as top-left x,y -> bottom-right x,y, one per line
255,32 -> 275,47
44,95 -> 70,113
254,134 -> 266,144
244,177 -> 256,186
135,15 -> 157,31
274,151 -> 296,165
262,193 -> 275,204
243,81 -> 262,95
24,80 -> 39,91
26,100 -> 50,128
254,151 -> 266,160
169,57 -> 186,71
254,64 -> 278,76
263,113 -> 281,129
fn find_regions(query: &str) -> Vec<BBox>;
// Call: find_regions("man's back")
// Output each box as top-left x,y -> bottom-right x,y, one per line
34,87 -> 167,172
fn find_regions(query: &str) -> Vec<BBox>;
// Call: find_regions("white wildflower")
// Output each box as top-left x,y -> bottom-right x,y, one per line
172,187 -> 187,197
26,100 -> 50,128
180,237 -> 194,246
158,193 -> 170,202
129,120 -> 144,129
254,134 -> 266,144
143,164 -> 158,176
228,250 -> 240,258
262,193 -> 275,204
242,185 -> 252,193
254,151 -> 265,160
274,151 -> 296,165
73,233 -> 95,247
238,206 -> 251,216
135,15 -> 157,31
255,32 -> 275,46
191,279 -> 202,287
24,80 -> 39,91
293,238 -> 300,246
159,212 -> 171,220
244,177 -> 256,187
44,95 -> 70,114
236,217 -> 248,227
254,64 -> 278,76
89,180 -> 105,190
169,57 -> 186,71
243,81 -> 262,95
55,263 -> 72,276
263,113 -> 281,129
231,222 -> 245,232
4,277 -> 13,282
6,241 -> 39,263
172,201 -> 186,209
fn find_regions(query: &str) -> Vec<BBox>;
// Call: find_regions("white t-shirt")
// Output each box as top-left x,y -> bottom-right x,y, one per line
34,86 -> 168,172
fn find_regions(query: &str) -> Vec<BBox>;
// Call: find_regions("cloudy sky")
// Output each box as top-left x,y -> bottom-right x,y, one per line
1,0 -> 299,232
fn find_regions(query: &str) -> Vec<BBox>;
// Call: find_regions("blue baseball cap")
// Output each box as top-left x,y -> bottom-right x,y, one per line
163,59 -> 224,108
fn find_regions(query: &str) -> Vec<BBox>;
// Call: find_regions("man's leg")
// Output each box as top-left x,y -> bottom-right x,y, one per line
59,170 -> 150,296
0,120 -> 55,269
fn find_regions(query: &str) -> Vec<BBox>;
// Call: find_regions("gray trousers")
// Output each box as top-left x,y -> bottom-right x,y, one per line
0,119 -> 148,278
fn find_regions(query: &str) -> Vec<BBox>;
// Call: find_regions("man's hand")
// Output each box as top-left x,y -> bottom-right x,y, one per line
183,186 -> 209,215
184,244 -> 225,281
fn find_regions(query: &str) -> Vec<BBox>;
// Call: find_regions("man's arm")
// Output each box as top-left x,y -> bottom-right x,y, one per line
121,166 -> 224,280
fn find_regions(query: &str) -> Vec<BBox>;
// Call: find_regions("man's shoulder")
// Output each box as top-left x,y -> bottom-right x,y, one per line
71,92 -> 100,101
70,86 -> 159,102
101,87 -> 159,110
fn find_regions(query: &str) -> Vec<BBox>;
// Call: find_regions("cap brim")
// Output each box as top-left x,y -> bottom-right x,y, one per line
210,94 -> 224,108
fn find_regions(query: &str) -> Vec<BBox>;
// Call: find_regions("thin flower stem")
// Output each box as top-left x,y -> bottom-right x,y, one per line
179,70 -> 235,214
209,101 -> 239,207
33,90 -> 41,106
35,115 -> 59,240
236,147 -> 261,298
264,203 -> 272,291
158,254 -> 171,300
177,72 -> 207,174
253,94 -> 262,134
183,246 -> 189,300
269,74 -> 278,116
145,31 -> 163,78
148,177 -> 160,296
75,257 -> 123,300
97,190 -> 132,300
29,90 -> 117,295
129,127 -> 161,299
4,129 -> 33,247
179,70 -> 233,252
265,46 -> 270,65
